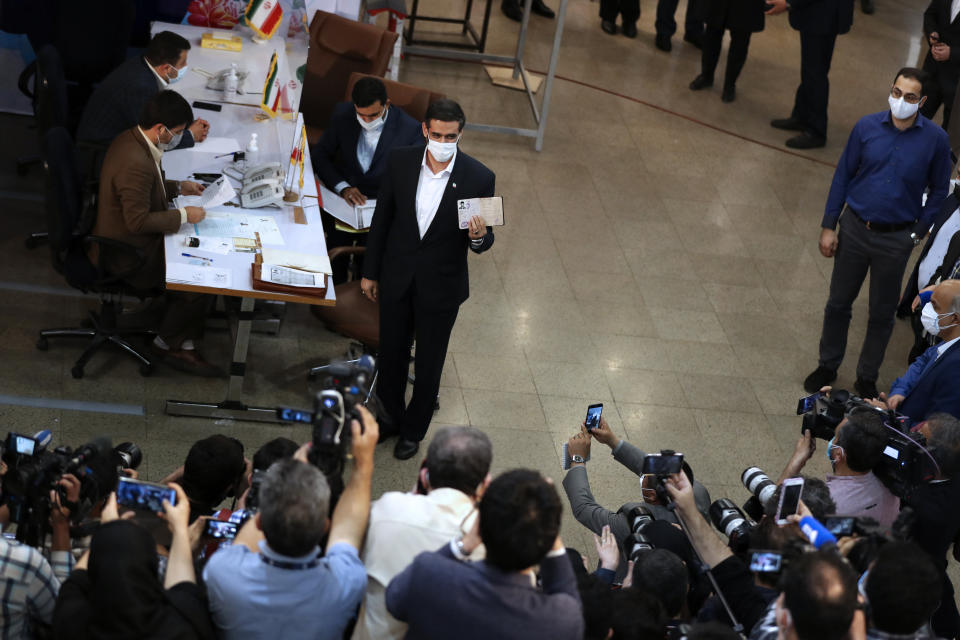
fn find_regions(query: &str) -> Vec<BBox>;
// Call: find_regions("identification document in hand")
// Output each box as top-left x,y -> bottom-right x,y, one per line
457,196 -> 504,229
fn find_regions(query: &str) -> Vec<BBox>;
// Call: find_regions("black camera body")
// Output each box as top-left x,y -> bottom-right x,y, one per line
710,498 -> 754,553
623,505 -> 656,561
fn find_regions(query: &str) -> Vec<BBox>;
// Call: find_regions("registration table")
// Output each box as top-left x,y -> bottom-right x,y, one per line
153,21 -> 333,423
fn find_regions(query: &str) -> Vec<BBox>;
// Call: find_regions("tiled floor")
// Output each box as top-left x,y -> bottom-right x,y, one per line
0,0 -> 946,565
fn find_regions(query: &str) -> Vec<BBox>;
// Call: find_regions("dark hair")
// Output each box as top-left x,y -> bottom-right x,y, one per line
479,469 -> 561,572
144,31 -> 191,68
351,77 -> 387,108
579,578 -> 615,640
608,588 -> 667,640
765,475 -> 836,522
180,434 -> 245,511
425,427 -> 492,495
137,90 -> 194,130
259,459 -> 330,557
749,518 -> 807,587
837,409 -> 887,472
252,437 -> 299,472
684,622 -> 743,640
926,412 -> 960,476
631,549 -> 688,618
865,542 -> 941,634
424,98 -> 466,130
782,551 -> 858,640
893,67 -> 930,95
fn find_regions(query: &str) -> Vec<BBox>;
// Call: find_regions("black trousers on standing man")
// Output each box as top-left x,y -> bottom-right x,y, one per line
600,0 -> 640,23
791,31 -> 837,140
656,0 -> 704,39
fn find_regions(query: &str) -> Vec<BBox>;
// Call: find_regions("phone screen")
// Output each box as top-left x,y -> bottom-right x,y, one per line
777,479 -> 804,524
116,478 -> 176,513
205,520 -> 239,540
749,551 -> 782,573
642,453 -> 684,475
796,392 -> 821,415
14,435 -> 36,455
585,404 -> 603,430
824,516 -> 855,537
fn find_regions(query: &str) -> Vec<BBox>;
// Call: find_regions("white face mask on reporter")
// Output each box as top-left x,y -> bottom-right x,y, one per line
357,106 -> 386,132
888,94 -> 920,120
920,301 -> 958,336
427,137 -> 458,163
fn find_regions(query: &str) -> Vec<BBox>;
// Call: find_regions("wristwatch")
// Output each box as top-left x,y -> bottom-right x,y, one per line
571,454 -> 586,464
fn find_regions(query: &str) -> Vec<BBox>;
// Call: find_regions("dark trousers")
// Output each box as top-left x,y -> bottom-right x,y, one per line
600,0 -> 640,22
655,0 -> 703,38
700,27 -> 752,88
933,574 -> 960,639
920,70 -> 957,131
159,291 -> 211,349
378,287 -> 459,442
790,31 -> 837,140
818,211 -> 916,382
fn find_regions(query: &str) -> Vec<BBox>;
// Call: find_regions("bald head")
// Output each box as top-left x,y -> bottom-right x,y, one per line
932,280 -> 960,340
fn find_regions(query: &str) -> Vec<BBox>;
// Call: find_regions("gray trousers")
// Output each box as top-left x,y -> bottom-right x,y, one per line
818,210 -> 915,381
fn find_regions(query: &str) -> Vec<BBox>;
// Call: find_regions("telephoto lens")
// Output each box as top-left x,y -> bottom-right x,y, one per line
114,442 -> 143,471
624,505 -> 656,561
628,505 -> 655,534
741,467 -> 777,505
709,498 -> 753,553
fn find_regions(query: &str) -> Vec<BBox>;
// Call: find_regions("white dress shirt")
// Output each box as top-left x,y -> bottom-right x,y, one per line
415,148 -> 456,239
146,57 -> 168,89
334,108 -> 390,194
952,0 -> 960,23
938,335 -> 960,359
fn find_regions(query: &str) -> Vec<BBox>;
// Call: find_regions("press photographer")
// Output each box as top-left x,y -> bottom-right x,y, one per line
561,416 -> 711,580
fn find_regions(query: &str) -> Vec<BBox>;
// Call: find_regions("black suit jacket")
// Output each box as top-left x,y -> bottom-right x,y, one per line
706,0 -> 765,32
787,0 -> 854,35
77,56 -> 193,149
311,101 -> 422,198
363,145 -> 495,312
923,0 -> 960,86
898,340 -> 960,422
901,191 -> 960,309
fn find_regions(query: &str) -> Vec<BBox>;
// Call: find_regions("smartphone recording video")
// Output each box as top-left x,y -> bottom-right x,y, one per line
116,478 -> 176,513
776,477 -> 804,525
749,551 -> 783,573
796,392 -> 821,415
205,520 -> 239,540
641,452 -> 684,476
585,403 -> 603,431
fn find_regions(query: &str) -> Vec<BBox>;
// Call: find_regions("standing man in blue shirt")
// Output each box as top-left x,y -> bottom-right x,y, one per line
804,68 -> 953,399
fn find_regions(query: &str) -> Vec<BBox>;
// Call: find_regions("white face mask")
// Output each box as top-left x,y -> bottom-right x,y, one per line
158,126 -> 182,152
888,94 -> 920,120
427,138 -> 458,163
357,106 -> 386,132
167,64 -> 188,84
921,301 -> 958,336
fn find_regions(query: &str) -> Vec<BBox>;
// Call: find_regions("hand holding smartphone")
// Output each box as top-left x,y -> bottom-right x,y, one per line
776,477 -> 804,525
585,403 -> 603,431
116,477 -> 177,513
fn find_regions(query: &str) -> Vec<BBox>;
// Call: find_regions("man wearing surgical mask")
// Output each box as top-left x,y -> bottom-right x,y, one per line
78,30 -> 209,153
874,279 -> 960,422
312,77 -> 421,283
361,99 -> 496,460
804,68 -> 952,402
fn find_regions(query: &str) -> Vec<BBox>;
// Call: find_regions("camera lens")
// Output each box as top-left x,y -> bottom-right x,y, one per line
741,467 -> 777,505
627,505 -> 654,535
624,532 -> 654,561
114,442 -> 142,470
710,498 -> 747,538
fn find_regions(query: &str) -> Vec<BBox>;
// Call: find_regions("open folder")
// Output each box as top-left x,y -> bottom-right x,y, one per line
319,184 -> 376,230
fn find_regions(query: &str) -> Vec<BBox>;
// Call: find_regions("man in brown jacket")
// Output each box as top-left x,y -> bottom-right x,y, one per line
93,90 -> 218,376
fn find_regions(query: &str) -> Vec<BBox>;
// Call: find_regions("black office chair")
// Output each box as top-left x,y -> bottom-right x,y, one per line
35,127 -> 156,379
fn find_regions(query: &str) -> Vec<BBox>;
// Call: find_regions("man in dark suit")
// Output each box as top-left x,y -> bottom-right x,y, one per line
880,280 -> 960,423
361,99 -> 495,460
77,31 -> 209,149
765,0 -> 855,148
312,77 -> 422,283
92,90 -> 218,376
921,0 -> 960,129
385,469 -> 584,640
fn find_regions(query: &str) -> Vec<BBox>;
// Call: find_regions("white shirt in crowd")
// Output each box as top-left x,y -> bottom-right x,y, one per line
351,487 -> 483,640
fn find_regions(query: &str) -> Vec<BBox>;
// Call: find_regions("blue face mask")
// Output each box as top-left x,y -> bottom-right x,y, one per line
167,64 -> 188,84
826,436 -> 838,465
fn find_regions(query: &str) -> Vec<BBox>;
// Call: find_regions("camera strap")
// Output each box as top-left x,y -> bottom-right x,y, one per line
260,553 -> 321,570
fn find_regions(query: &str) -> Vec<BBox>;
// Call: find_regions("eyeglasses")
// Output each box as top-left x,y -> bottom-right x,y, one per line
890,86 -> 922,104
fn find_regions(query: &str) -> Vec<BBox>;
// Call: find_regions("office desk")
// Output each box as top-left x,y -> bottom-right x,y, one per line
156,22 -> 332,423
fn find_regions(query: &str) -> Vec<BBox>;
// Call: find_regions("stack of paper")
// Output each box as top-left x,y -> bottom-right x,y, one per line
261,248 -> 331,274
319,184 -> 376,229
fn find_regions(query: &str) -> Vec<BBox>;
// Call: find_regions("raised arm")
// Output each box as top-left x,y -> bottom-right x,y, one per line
325,406 -> 379,552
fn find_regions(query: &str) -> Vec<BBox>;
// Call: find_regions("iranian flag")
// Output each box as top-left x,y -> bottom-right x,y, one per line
261,51 -> 293,116
245,0 -> 283,39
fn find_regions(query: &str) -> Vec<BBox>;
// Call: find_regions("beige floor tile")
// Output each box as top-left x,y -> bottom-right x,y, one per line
528,361 -> 615,401
590,334 -> 674,371
462,388 -> 547,430
702,282 -> 778,314
581,300 -> 659,337
649,307 -> 729,344
604,368 -> 687,406
521,326 -> 597,364
678,373 -> 764,413
454,353 -> 536,393
666,341 -> 745,377
638,277 -> 712,311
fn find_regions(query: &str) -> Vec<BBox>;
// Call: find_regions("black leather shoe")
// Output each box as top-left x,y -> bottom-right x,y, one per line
601,19 -> 617,35
621,21 -> 637,38
770,116 -> 804,131
393,437 -> 420,460
861,0 -> 875,14
532,0 -> 555,18
803,366 -> 837,393
786,133 -> 827,149
683,33 -> 702,49
377,426 -> 399,444
689,74 -> 713,91
654,34 -> 672,51
501,0 -> 523,21
721,85 -> 736,102
854,378 -> 879,400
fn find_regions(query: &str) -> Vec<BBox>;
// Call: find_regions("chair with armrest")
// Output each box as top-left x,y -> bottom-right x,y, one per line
344,72 -> 445,124
35,127 -> 157,379
301,11 -> 398,145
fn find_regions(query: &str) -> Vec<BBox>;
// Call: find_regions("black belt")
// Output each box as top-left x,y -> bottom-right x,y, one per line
847,208 -> 915,233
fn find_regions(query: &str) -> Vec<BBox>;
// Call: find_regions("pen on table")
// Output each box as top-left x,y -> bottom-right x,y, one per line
182,252 -> 213,262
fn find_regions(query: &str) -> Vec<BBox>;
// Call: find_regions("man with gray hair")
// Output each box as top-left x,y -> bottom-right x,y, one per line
203,406 -> 379,640
352,426 -> 493,640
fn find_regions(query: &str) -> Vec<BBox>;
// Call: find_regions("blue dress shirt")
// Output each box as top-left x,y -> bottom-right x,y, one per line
203,541 -> 367,640
822,111 -> 951,232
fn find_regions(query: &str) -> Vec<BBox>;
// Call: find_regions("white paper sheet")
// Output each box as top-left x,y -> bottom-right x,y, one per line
261,248 -> 332,274
261,263 -> 323,287
190,213 -> 284,245
457,197 -> 504,229
173,234 -> 232,255
167,263 -> 232,288
319,183 -> 376,229
190,137 -> 242,154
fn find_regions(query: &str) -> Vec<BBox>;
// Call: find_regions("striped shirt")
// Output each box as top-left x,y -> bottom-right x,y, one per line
0,537 -> 74,640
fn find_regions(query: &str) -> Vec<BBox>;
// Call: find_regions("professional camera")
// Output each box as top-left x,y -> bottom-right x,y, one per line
277,356 -> 376,493
622,505 -> 656,562
872,423 -> 931,498
741,467 -> 777,506
798,389 -> 911,441
245,469 -> 265,513
710,498 -> 754,553
1,433 -> 128,547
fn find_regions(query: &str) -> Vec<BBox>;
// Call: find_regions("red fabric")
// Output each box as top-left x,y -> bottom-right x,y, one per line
187,0 -> 241,28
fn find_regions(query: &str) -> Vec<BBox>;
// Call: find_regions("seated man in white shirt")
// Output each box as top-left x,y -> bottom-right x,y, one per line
352,426 -> 493,640
778,408 -> 900,530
